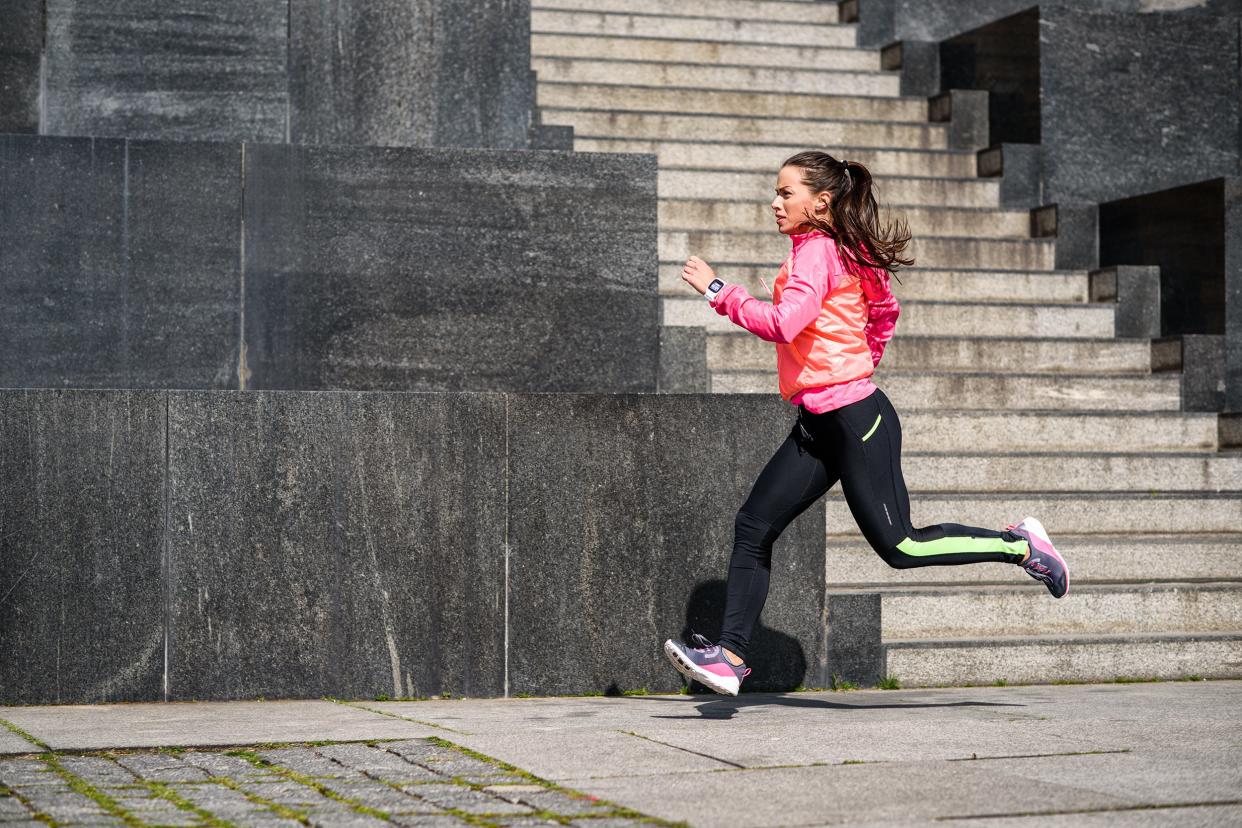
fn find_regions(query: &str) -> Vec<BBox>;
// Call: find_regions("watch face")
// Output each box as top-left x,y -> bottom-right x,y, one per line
708,279 -> 724,291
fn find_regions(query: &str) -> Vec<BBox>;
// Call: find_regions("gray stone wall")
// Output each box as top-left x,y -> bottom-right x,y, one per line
290,0 -> 537,150
0,390 -> 824,704
854,0 -> 1242,48
0,0 -> 42,133
1040,6 -> 1241,206
0,134 -> 658,393
24,0 -> 558,149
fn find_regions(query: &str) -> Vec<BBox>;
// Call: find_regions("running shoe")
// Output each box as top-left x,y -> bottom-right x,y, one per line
663,633 -> 752,696
1007,516 -> 1070,598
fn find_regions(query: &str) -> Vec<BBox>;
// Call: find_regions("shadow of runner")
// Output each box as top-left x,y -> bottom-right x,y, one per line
646,693 -> 1027,720
677,579 -> 808,694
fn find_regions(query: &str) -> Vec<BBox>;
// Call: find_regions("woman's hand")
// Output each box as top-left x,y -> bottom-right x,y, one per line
682,256 -> 716,296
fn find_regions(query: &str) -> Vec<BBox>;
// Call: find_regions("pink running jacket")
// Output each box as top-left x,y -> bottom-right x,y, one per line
708,228 -> 900,408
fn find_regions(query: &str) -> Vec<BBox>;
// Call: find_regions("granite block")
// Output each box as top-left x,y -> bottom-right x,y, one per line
1226,176 -> 1242,412
930,89 -> 988,151
241,143 -> 658,393
1040,6 -> 1240,205
42,0 -> 287,143
884,40 -> 939,98
826,592 -> 883,687
506,394 -> 826,695
165,391 -> 507,700
1179,334 -> 1226,412
858,0 -> 1242,48
1089,265 -> 1160,339
658,328 -> 707,394
0,390 -> 166,705
989,143 -> 1042,210
0,135 -> 241,389
1049,202 -> 1100,271
290,0 -> 537,150
0,0 -> 42,133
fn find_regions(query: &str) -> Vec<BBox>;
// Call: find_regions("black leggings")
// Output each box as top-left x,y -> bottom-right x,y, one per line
716,387 -> 1029,661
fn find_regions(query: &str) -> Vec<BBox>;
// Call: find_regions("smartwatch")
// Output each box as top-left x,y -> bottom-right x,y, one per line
705,278 -> 725,303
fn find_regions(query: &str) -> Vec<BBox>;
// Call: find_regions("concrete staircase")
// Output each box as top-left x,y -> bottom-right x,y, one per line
532,0 -> 1242,686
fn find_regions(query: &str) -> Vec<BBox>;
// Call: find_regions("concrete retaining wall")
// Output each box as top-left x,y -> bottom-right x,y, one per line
0,390 -> 826,704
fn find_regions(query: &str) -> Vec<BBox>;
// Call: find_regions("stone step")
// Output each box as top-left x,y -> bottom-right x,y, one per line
536,83 -> 927,122
660,200 -> 1031,238
896,451 -> 1242,493
534,0 -> 841,24
713,372 -> 1182,411
707,334 -> 1150,374
540,109 -> 948,150
891,411 -> 1220,454
658,170 -> 997,208
855,583 -> 1242,641
824,492 -> 1242,534
666,297 -> 1113,338
885,632 -> 1242,686
659,230 -> 1048,269
532,57 -> 901,97
530,9 -> 858,47
659,264 -> 1091,304
824,534 -> 1242,586
580,140 -> 974,177
532,33 -> 874,71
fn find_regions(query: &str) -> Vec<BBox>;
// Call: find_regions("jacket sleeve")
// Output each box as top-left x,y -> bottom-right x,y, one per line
860,267 -> 900,366
708,238 -> 834,344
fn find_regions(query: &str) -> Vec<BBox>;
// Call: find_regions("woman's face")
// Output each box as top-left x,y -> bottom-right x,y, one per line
771,165 -> 830,235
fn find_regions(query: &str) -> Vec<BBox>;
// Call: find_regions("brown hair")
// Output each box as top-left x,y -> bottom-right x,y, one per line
781,151 -> 914,276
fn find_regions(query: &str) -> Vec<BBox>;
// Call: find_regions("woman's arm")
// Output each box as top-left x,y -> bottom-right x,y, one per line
710,239 -> 834,344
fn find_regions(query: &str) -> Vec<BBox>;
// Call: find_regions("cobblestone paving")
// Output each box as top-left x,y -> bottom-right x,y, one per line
0,738 -> 666,828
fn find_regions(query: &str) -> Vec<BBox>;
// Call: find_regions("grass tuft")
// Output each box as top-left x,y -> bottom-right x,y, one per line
876,675 -> 901,690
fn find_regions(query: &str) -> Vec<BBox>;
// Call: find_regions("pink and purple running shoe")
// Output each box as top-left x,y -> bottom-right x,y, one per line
1007,516 -> 1070,598
663,632 -> 752,696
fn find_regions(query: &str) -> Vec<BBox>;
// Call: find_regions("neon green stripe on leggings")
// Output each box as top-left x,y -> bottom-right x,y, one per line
861,413 -> 882,442
896,536 -> 1028,557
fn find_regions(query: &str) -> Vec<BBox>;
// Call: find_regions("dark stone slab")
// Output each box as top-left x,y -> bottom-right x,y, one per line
242,143 -> 658,393
659,328 -> 707,394
826,593 -> 883,688
1041,7 -> 1240,205
165,391 -> 506,700
885,40 -> 939,98
290,0 -> 537,150
1226,176 -> 1242,412
1047,202 -> 1099,271
0,135 -> 241,389
1179,335 -> 1226,412
929,89 -> 988,151
506,394 -> 826,696
1089,266 -> 1160,339
0,390 -> 166,705
42,0 -> 287,142
856,0 -> 1242,48
0,2 -> 41,133
988,143 -> 1042,210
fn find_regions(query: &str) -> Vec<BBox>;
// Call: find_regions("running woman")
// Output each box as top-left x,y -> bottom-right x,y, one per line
663,151 -> 1069,697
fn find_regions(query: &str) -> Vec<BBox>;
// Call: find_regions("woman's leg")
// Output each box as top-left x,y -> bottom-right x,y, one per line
829,388 -> 1029,569
716,422 -> 838,662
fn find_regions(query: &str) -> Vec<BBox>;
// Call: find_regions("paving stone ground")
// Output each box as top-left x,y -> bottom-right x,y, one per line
0,739 -> 655,828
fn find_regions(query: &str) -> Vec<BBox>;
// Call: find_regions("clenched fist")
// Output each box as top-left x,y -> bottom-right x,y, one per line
682,256 -> 716,296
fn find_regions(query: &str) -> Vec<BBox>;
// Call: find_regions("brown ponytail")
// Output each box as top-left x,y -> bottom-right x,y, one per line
781,151 -> 914,276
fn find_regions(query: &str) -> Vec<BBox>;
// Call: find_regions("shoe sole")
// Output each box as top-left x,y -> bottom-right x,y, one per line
1020,515 -> 1070,598
663,639 -> 740,696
